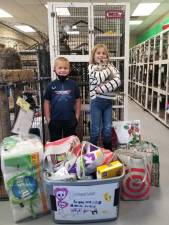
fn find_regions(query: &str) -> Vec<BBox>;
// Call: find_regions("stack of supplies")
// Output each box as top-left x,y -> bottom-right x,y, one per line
43,137 -> 125,223
1,135 -> 49,222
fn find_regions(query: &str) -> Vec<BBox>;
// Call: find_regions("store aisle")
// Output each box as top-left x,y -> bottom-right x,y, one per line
0,99 -> 169,225
113,99 -> 169,225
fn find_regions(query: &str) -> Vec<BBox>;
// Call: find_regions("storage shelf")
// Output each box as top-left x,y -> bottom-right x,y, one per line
129,96 -> 169,128
129,29 -> 169,128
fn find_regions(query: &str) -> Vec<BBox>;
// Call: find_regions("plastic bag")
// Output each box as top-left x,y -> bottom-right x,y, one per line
115,149 -> 152,200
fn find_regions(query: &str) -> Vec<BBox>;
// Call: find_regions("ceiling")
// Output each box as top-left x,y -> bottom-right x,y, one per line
0,0 -> 169,42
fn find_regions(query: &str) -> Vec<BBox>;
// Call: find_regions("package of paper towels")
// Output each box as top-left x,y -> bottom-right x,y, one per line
1,135 -> 49,222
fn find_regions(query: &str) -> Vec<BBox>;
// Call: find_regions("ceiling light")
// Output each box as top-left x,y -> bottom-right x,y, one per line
129,20 -> 143,25
15,25 -> 36,33
0,9 -> 13,17
72,25 -> 77,30
55,8 -> 70,16
45,5 -> 70,16
132,3 -> 160,16
67,31 -> 79,35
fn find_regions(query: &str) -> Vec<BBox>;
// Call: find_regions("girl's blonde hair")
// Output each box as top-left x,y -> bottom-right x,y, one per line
89,44 -> 109,64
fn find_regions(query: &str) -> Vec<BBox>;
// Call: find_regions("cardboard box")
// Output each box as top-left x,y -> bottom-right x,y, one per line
97,160 -> 123,179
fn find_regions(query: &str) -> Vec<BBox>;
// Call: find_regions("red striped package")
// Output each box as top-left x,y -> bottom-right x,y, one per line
115,149 -> 152,200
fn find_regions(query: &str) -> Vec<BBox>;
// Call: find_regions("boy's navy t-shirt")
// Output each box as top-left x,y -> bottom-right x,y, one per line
44,78 -> 80,121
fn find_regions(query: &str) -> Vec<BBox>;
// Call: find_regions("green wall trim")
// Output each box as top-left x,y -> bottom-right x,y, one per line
137,17 -> 169,44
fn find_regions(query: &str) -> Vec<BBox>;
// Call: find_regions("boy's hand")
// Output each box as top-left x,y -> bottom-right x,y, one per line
46,117 -> 51,124
76,114 -> 80,122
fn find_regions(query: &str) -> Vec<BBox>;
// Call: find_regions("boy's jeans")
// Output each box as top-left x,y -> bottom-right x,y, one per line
90,97 -> 112,150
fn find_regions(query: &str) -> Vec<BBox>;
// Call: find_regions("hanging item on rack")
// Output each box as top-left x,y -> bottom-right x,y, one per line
12,97 -> 34,136
0,47 -> 22,69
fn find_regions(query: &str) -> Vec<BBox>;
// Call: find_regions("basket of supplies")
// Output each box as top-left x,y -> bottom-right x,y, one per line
43,136 -> 124,223
44,173 -> 124,223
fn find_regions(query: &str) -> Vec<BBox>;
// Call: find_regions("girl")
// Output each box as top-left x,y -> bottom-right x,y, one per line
89,44 -> 121,150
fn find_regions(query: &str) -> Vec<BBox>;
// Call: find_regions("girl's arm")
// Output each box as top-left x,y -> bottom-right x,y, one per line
96,64 -> 121,94
44,99 -> 51,124
88,64 -> 111,85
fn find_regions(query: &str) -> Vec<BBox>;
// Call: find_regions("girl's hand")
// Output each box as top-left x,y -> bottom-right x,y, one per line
100,58 -> 108,65
96,86 -> 102,94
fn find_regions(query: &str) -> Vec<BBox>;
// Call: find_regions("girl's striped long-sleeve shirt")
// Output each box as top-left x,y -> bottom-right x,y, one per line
88,63 -> 121,100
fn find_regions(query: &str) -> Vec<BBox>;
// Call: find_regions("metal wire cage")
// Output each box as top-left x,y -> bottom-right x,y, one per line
0,85 -> 10,200
93,4 -> 125,57
0,47 -> 51,200
48,2 -> 129,120
69,62 -> 90,141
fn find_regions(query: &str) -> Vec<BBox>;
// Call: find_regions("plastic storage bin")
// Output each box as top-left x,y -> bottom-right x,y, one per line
44,173 -> 124,224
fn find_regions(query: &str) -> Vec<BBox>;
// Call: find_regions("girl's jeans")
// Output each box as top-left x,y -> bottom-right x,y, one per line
90,97 -> 112,150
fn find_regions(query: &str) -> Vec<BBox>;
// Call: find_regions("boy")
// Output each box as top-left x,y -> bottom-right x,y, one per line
44,57 -> 81,141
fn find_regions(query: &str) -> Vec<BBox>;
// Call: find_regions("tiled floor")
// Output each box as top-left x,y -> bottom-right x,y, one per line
0,99 -> 169,225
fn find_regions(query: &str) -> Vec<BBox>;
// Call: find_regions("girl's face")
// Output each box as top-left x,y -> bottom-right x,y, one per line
94,47 -> 108,64
54,61 -> 69,76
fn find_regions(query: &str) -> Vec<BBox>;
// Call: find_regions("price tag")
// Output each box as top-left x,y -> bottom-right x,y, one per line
16,96 -> 30,112
12,108 -> 34,135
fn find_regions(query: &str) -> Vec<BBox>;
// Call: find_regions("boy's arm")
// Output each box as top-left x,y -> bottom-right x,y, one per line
75,98 -> 81,121
44,99 -> 51,124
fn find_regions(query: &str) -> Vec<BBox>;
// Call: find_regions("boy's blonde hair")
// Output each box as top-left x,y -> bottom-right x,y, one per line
90,44 -> 109,64
53,56 -> 70,70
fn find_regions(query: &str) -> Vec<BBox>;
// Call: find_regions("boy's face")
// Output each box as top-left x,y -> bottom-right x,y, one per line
54,61 -> 70,76
94,47 -> 107,64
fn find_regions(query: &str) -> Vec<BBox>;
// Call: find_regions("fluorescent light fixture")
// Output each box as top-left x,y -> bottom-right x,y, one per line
15,25 -> 36,33
45,5 -> 70,16
132,3 -> 160,16
56,8 -> 70,16
0,9 -> 13,17
67,31 -> 79,35
129,20 -> 143,25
